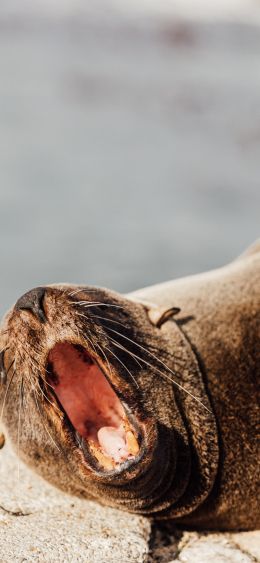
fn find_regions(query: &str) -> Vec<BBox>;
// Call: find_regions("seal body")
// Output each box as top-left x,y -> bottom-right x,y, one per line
130,243 -> 260,530
0,244 -> 259,530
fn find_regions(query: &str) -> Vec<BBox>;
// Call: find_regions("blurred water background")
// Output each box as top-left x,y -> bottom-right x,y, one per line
0,0 -> 259,317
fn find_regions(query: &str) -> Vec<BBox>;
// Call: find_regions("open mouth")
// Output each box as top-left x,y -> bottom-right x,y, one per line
46,342 -> 141,472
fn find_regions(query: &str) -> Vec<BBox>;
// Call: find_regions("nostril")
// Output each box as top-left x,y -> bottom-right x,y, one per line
15,287 -> 47,323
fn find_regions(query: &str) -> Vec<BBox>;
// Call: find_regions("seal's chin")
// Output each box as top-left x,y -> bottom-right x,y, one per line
47,342 -> 140,472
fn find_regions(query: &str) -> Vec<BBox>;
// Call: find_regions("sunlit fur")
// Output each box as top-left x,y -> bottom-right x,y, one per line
0,244 -> 259,530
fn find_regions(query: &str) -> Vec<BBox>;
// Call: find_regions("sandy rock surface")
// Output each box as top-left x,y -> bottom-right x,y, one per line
1,441 -> 259,562
0,441 -> 150,562
148,526 -> 260,562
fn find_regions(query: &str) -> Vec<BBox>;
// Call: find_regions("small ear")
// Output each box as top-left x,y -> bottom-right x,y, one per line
147,306 -> 181,328
128,296 -> 181,328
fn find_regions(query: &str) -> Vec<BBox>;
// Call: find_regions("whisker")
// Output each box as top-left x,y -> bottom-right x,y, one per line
79,328 -> 99,357
15,340 -> 42,373
6,359 -> 15,376
71,300 -> 123,311
10,342 -> 61,415
75,310 -> 184,366
74,312 -> 93,321
88,313 -> 127,329
75,310 -> 127,331
91,340 -> 113,379
0,368 -> 17,423
75,319 -> 139,387
67,288 -> 86,297
35,382 -> 61,415
84,303 -> 124,310
108,339 -> 143,369
19,339 -> 43,362
107,326 -> 181,377
107,330 -> 210,412
16,378 -> 23,493
70,300 -> 100,306
20,377 -> 25,410
75,304 -> 194,399
67,288 -> 99,297
32,389 -> 62,454
104,345 -> 139,389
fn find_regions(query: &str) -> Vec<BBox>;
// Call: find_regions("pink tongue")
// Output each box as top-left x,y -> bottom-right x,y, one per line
97,427 -> 129,463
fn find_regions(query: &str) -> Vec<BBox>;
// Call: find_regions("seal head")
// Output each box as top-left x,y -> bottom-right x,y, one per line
0,284 -> 218,517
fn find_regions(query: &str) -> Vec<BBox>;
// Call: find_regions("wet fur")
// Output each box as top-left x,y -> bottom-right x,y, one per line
0,245 -> 259,530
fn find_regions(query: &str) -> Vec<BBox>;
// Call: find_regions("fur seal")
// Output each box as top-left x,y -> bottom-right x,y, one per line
0,244 -> 259,531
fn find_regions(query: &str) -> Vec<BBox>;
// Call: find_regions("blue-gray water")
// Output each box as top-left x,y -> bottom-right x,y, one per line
0,9 -> 259,317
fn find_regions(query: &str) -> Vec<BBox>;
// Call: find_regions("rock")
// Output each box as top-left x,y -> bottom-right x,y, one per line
229,532 -> 260,562
1,441 -> 259,562
176,532 -> 256,563
147,525 -> 260,563
0,440 -> 150,562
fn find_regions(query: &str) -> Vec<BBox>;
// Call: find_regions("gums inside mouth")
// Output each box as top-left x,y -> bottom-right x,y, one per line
47,342 -> 140,471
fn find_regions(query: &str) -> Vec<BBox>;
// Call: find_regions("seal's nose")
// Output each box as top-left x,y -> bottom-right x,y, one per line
15,287 -> 47,323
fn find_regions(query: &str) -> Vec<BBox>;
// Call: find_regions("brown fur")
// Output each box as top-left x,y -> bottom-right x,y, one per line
0,244 -> 259,530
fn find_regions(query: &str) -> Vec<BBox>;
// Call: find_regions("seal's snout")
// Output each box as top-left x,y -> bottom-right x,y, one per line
15,286 -> 47,323
0,284 -> 167,505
